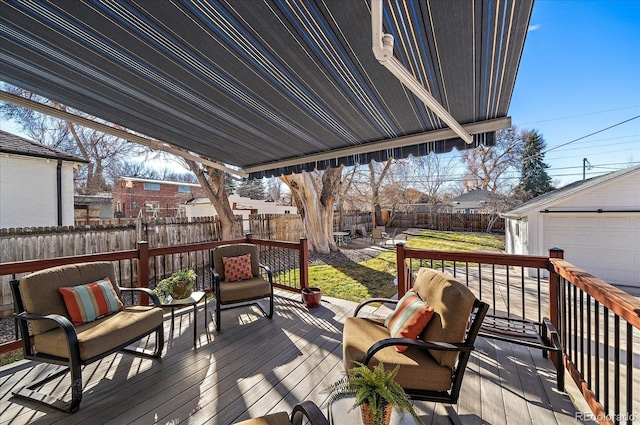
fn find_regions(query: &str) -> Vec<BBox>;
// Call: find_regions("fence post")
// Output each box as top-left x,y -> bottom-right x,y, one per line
548,248 -> 564,334
299,238 -> 309,291
137,241 -> 150,306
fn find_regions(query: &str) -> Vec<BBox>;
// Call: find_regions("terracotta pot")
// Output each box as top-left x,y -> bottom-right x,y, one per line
171,280 -> 193,299
360,403 -> 392,425
301,287 -> 322,308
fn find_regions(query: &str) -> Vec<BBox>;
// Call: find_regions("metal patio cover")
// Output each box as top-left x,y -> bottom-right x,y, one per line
0,0 -> 533,179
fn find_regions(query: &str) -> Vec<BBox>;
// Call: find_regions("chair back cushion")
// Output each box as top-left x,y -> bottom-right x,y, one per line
213,244 -> 260,281
19,262 -> 118,335
412,268 -> 476,368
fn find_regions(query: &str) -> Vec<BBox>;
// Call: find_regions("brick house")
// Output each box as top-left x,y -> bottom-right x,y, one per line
112,177 -> 205,218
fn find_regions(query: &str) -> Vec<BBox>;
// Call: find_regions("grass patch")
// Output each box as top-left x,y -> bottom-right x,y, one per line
307,230 -> 504,303
405,229 -> 504,251
0,349 -> 22,367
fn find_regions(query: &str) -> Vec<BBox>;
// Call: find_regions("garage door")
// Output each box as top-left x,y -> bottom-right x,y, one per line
543,214 -> 640,287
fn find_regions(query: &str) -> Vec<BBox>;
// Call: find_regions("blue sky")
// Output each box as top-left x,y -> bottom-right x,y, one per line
508,0 -> 640,186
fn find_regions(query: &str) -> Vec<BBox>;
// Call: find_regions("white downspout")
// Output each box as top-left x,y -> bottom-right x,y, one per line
371,0 -> 473,144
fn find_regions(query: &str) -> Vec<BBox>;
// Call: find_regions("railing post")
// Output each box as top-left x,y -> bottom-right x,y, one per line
137,241 -> 150,306
396,242 -> 408,298
548,248 -> 564,335
299,237 -> 309,291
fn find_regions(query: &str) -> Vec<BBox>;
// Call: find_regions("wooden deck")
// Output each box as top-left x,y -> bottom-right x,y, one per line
0,290 -> 591,425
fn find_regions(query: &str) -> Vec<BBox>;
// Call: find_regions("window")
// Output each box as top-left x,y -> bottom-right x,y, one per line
178,185 -> 191,193
143,182 -> 161,191
145,201 -> 160,212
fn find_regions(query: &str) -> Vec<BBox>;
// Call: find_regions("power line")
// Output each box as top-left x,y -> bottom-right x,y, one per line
544,115 -> 640,153
517,105 -> 640,125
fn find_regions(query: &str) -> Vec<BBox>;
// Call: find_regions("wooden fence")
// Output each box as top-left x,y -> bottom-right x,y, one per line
391,212 -> 504,233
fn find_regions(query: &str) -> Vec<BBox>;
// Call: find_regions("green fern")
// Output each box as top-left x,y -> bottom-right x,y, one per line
322,362 -> 424,425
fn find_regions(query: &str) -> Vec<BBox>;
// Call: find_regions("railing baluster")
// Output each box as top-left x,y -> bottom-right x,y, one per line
604,307 -> 609,414
626,323 -> 633,425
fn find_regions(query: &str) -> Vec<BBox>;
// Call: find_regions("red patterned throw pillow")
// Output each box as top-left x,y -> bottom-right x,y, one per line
59,277 -> 124,325
223,253 -> 254,282
384,290 -> 435,352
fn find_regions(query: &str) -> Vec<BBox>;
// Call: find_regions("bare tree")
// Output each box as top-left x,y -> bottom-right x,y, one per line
460,127 -> 523,193
369,159 -> 394,226
1,85 -> 149,193
280,167 -> 343,253
185,159 -> 241,240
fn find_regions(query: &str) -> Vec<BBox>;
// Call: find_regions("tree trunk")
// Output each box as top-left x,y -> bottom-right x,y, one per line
280,167 -> 342,254
369,159 -> 393,227
185,159 -> 241,240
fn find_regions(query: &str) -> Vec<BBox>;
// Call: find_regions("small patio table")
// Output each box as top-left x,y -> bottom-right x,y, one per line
162,291 -> 207,347
333,231 -> 349,246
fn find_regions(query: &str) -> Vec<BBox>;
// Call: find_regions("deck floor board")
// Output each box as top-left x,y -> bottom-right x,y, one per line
0,290 -> 587,425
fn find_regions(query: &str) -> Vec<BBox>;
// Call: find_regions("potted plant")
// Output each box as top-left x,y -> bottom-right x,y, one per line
153,269 -> 196,303
302,287 -> 322,308
322,362 -> 423,425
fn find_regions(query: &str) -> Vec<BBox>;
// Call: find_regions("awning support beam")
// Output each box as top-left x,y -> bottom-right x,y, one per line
371,0 -> 473,144
245,117 -> 510,174
0,90 -> 249,178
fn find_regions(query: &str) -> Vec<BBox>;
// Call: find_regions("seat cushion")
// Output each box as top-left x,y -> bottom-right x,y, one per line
19,262 -> 119,335
220,277 -> 271,303
413,268 -> 476,368
233,412 -> 291,425
343,316 -> 454,392
33,306 -> 163,360
213,244 -> 261,281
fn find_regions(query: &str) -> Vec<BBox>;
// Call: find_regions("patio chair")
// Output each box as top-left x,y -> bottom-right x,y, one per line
10,261 -> 164,413
210,243 -> 274,331
342,268 -> 489,425
370,227 -> 385,245
233,401 -> 329,424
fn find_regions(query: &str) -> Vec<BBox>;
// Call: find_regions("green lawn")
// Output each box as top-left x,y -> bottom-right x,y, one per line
309,230 -> 504,303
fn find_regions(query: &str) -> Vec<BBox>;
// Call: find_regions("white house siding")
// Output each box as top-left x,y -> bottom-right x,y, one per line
542,214 -> 639,286
185,196 -> 297,233
0,154 -> 76,228
504,168 -> 640,287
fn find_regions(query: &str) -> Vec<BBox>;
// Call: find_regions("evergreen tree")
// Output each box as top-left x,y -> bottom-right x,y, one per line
518,131 -> 554,199
236,178 -> 265,199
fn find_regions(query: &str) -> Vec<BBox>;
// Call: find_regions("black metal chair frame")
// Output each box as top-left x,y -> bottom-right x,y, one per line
209,247 -> 274,331
353,297 -> 489,405
10,280 -> 164,413
478,314 -> 564,391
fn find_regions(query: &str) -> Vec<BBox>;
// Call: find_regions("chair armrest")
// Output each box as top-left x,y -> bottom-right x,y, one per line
363,337 -> 473,365
119,287 -> 162,307
13,311 -> 79,359
259,263 -> 273,281
354,298 -> 398,317
291,400 -> 329,425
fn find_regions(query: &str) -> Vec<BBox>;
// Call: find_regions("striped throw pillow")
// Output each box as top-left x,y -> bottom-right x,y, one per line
385,290 -> 434,352
59,277 -> 124,325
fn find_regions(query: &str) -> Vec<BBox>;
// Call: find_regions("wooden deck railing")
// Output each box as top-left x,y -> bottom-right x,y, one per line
397,243 -> 640,425
0,235 -> 308,353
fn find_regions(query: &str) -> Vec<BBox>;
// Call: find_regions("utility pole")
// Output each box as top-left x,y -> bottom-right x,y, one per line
583,158 -> 591,180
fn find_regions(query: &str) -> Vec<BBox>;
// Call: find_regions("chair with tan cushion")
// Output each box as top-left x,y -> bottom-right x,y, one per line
210,243 -> 274,331
233,401 -> 329,425
10,261 -> 164,413
343,268 -> 488,407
